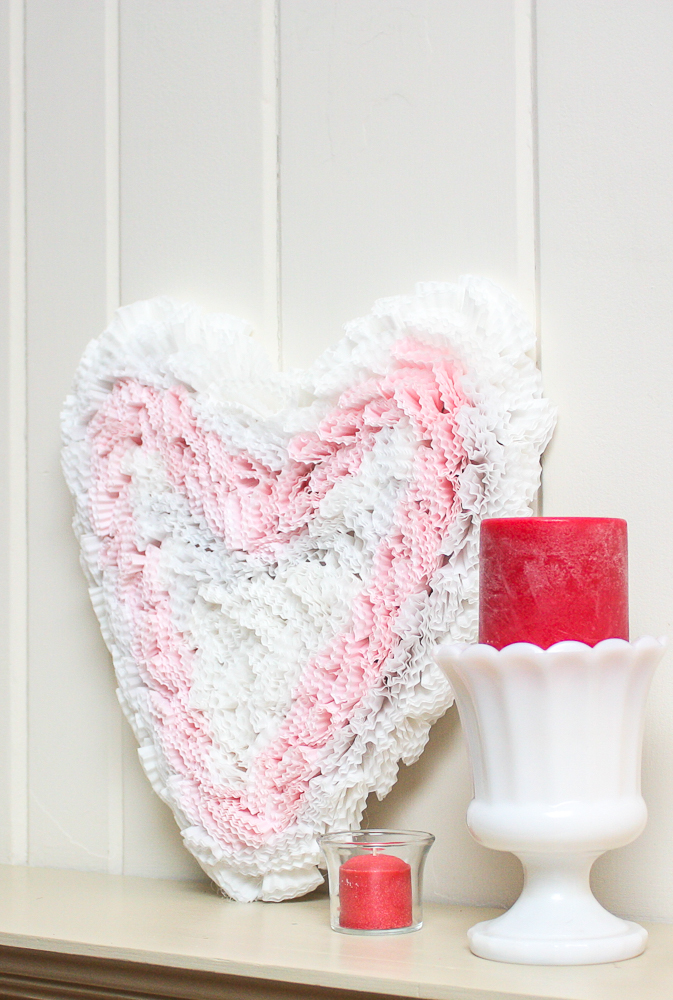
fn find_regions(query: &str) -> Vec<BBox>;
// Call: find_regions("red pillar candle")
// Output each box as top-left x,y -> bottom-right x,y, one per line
479,517 -> 628,650
339,853 -> 413,930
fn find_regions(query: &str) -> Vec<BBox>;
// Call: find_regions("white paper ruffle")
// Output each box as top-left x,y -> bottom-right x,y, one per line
61,277 -> 555,901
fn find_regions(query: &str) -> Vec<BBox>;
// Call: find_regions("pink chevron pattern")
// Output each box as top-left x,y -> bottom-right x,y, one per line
62,280 -> 555,900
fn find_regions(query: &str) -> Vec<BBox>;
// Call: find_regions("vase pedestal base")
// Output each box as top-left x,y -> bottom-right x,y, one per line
468,851 -> 647,965
469,917 -> 647,966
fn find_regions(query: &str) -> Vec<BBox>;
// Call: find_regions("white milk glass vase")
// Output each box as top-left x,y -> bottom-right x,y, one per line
435,636 -> 666,965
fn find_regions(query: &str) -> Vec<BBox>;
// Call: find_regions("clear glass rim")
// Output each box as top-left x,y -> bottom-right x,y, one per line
320,828 -> 435,848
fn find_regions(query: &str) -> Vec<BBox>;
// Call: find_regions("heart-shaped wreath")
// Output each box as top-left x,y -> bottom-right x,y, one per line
61,277 -> 555,900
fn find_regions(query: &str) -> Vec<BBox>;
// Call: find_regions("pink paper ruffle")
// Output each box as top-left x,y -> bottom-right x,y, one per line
61,278 -> 555,900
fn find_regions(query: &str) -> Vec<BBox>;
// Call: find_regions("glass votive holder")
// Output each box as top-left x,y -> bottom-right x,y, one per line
320,829 -> 434,935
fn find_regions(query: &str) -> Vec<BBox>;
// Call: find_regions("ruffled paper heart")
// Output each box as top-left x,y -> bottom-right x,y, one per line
61,277 -> 555,901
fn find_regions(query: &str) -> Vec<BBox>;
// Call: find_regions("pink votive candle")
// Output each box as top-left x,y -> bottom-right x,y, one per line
339,853 -> 413,931
479,517 -> 629,650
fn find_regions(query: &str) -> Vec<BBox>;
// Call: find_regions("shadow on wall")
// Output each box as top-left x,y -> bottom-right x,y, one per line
363,704 -> 524,908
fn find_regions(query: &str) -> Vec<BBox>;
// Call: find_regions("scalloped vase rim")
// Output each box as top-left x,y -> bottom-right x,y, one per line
438,635 -> 667,656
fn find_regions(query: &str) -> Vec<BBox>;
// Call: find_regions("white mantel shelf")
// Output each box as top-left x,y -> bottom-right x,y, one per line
0,864 -> 672,1000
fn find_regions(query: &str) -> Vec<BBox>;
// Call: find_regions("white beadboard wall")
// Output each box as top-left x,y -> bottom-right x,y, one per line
1,0 -> 672,921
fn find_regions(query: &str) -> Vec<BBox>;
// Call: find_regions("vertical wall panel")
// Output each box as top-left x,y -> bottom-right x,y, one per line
279,0 -> 522,369
279,0 -> 528,907
0,0 -> 28,867
119,0 -> 274,357
9,0 -> 673,924
538,0 -> 673,920
118,0 -> 268,877
0,0 -> 11,864
25,0 -> 119,870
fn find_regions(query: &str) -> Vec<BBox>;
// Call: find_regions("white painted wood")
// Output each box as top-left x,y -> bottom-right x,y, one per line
104,0 -> 121,322
3,865 -> 673,1000
279,0 -> 521,369
0,0 -> 11,867
261,0 -> 281,366
117,0 -> 270,880
24,0 -> 121,873
120,722 -> 202,880
103,0 -> 124,880
280,0 -> 531,908
514,0 -> 538,331
119,0 -> 274,357
0,0 -> 28,868
537,0 -> 673,922
3,0 -> 673,926
6,0 -> 28,870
